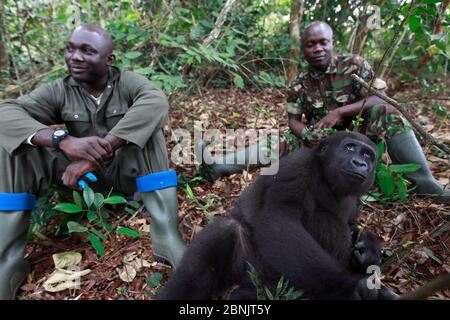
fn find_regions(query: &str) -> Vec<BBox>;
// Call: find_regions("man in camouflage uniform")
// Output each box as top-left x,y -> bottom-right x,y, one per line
203,21 -> 449,203
0,25 -> 186,299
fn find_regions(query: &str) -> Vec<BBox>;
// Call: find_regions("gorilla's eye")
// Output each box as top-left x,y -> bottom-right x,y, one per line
363,152 -> 373,160
345,144 -> 355,151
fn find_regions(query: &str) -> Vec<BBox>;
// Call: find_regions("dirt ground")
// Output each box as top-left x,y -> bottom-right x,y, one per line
19,85 -> 449,300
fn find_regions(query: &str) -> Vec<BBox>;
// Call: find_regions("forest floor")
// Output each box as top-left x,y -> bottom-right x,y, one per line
18,83 -> 449,300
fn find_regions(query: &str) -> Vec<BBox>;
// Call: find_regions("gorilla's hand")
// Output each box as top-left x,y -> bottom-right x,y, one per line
351,229 -> 381,273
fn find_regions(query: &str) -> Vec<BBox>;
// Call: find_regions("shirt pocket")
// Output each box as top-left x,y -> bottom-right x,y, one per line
104,105 -> 128,130
61,110 -> 91,137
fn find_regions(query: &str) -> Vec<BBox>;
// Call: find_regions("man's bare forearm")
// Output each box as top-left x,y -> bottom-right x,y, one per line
288,114 -> 307,139
335,95 -> 388,118
30,128 -> 55,148
103,134 -> 126,152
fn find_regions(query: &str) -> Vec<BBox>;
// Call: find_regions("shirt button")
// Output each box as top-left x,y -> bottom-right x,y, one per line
74,114 -> 79,119
108,85 -> 111,89
113,110 -> 117,114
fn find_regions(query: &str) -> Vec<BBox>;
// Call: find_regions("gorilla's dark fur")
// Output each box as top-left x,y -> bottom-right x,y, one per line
159,132 -> 393,300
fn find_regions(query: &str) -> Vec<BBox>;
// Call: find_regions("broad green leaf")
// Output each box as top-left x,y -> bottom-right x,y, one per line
397,176 -> 407,202
125,51 -> 142,60
129,201 -> 141,209
433,104 -> 448,117
116,227 -> 141,238
73,191 -> 84,209
87,210 -> 97,223
419,0 -> 443,4
400,55 -> 417,61
101,221 -> 113,233
422,247 -> 442,264
233,74 -> 244,89
83,187 -> 95,209
390,163 -> 421,173
104,196 -> 128,205
90,228 -> 106,241
148,272 -> 163,288
376,164 -> 395,196
54,203 -> 83,213
376,141 -> 385,162
67,221 -> 88,233
94,193 -> 105,209
133,68 -> 152,76
88,233 -> 105,257
185,184 -> 195,200
408,16 -> 423,34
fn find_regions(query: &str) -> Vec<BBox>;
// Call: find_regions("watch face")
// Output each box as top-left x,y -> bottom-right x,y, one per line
54,130 -> 66,137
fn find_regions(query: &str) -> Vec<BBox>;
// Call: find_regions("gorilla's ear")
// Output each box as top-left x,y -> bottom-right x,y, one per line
318,138 -> 330,156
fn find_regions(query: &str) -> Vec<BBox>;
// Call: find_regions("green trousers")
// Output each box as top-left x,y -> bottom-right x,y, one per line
0,141 -> 169,299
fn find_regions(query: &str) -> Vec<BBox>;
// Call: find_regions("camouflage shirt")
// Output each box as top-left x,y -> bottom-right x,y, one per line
285,54 -> 386,128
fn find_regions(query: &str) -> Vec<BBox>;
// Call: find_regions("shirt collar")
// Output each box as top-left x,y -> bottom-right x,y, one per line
307,54 -> 337,79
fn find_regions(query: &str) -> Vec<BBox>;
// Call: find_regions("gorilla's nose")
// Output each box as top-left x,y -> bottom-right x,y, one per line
351,157 -> 368,169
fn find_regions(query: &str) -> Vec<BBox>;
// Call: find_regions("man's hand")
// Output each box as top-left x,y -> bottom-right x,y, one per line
62,160 -> 97,190
60,136 -> 113,165
314,109 -> 342,130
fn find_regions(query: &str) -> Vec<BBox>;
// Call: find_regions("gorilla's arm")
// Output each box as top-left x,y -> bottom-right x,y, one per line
254,208 -> 364,299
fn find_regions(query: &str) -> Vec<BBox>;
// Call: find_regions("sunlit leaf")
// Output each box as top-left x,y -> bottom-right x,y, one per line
67,221 -> 88,233
54,203 -> 83,213
83,187 -> 95,209
116,227 -> 141,238
104,196 -> 127,205
88,233 -> 104,257
125,51 -> 142,60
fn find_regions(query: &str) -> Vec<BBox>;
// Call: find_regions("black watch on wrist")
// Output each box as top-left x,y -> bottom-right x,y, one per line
52,130 -> 67,151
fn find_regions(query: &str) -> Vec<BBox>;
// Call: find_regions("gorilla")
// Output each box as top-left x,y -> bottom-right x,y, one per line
158,132 -> 395,300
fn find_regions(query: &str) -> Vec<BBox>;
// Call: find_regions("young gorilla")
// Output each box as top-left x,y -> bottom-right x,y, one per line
159,132 -> 394,300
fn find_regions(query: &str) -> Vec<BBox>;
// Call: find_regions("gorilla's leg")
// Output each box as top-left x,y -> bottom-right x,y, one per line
387,130 -> 449,203
158,217 -> 243,300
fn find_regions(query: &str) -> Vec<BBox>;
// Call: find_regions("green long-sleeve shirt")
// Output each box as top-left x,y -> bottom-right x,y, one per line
0,67 -> 169,159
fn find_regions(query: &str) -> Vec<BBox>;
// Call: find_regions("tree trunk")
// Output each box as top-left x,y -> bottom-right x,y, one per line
0,0 -> 8,85
380,27 -> 408,79
351,0 -> 384,55
203,0 -> 236,48
286,0 -> 304,85
410,0 -> 449,77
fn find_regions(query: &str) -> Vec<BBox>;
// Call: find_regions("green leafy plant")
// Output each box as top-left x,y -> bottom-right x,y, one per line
247,262 -> 303,300
372,141 -> 420,202
53,187 -> 141,257
184,184 -> 216,223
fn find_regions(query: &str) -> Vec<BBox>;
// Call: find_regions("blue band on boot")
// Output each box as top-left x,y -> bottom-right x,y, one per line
136,170 -> 177,192
0,193 -> 36,211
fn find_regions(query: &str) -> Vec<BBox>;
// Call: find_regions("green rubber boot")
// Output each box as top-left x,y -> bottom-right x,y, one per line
141,187 -> 186,268
196,140 -> 266,182
0,211 -> 31,300
387,130 -> 449,203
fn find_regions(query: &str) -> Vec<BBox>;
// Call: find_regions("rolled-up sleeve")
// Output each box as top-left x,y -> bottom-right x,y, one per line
0,82 -> 63,155
284,82 -> 304,115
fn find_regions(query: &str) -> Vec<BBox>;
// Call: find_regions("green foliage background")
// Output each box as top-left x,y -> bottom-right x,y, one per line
1,0 -> 448,96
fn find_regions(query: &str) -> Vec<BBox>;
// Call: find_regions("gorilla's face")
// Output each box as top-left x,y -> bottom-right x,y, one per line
318,132 -> 377,196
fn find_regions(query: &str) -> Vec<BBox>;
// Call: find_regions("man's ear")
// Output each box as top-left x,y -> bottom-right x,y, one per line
107,53 -> 116,66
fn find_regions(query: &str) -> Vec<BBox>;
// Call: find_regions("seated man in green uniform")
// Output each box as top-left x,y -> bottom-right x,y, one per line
0,25 -> 186,299
202,21 -> 449,202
